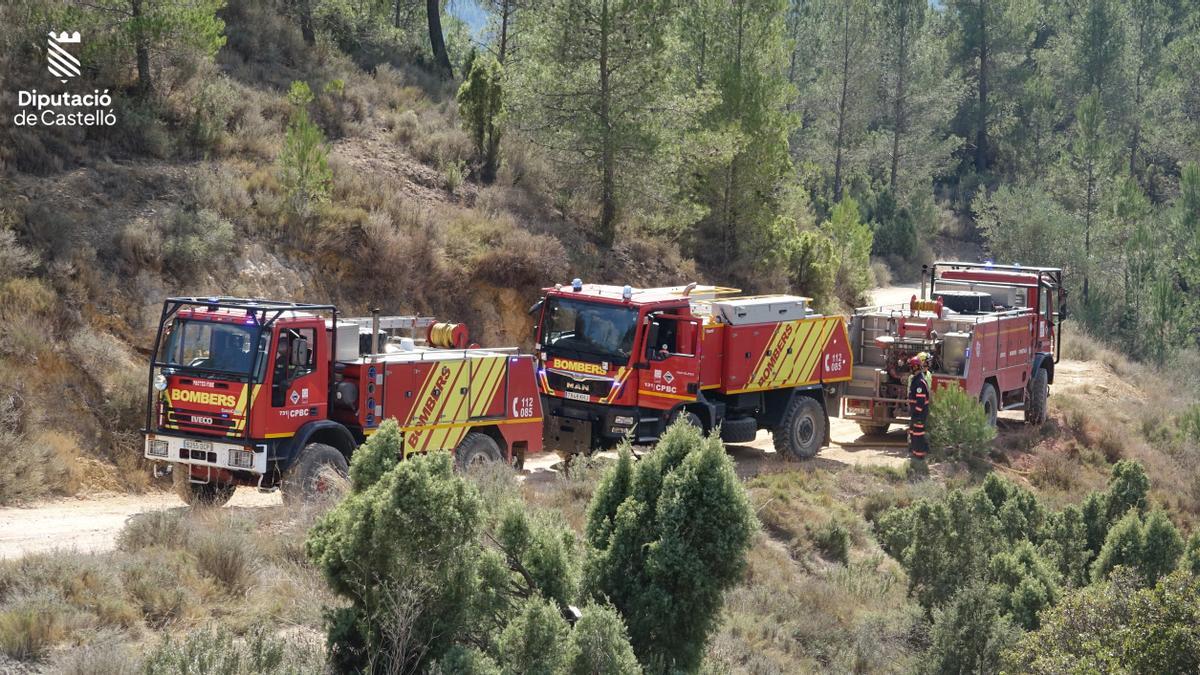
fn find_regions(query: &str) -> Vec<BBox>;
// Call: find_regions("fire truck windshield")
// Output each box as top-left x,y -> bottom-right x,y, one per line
160,319 -> 267,379
542,297 -> 638,363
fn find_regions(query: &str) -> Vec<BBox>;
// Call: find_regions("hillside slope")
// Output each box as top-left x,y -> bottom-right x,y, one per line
0,3 -> 695,501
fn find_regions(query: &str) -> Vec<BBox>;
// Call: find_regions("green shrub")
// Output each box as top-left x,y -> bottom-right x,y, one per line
924,583 -> 1019,675
1092,508 -> 1183,585
987,542 -> 1058,630
458,53 -> 506,183
1008,568 -> 1200,674
496,597 -> 570,675
162,208 -> 235,275
928,384 -> 996,462
565,604 -> 641,675
308,449 -> 484,672
812,520 -> 850,564
431,646 -> 502,675
583,422 -> 756,671
279,81 -> 333,219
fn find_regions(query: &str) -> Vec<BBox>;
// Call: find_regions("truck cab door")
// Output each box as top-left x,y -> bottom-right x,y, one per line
267,323 -> 328,437
639,314 -> 702,405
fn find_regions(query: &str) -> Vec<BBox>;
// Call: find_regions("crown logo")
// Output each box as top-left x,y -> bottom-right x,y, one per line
47,31 -> 82,83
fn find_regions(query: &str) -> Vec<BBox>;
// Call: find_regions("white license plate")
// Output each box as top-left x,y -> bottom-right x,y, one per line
563,391 -> 590,402
182,439 -> 212,453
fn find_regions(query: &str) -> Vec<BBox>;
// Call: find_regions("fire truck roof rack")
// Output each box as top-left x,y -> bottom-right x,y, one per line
164,296 -> 338,312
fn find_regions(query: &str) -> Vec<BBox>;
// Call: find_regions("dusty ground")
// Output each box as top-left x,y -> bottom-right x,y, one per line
0,418 -> 911,560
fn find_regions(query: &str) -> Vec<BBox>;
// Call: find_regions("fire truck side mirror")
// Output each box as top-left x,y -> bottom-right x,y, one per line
528,298 -> 544,316
291,338 -> 310,366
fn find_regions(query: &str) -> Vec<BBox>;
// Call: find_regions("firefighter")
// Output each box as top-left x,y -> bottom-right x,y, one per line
908,352 -> 931,459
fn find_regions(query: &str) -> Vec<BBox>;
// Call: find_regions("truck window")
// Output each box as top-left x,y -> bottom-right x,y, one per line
272,327 -> 316,405
542,298 -> 638,362
161,319 -> 259,376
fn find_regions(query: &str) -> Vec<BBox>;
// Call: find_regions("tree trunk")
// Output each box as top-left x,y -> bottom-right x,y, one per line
427,0 -> 453,78
394,0 -> 401,28
598,0 -> 615,247
975,0 -> 989,174
1084,164 -> 1094,306
498,0 -> 510,63
1129,68 -> 1143,177
890,18 -> 909,191
833,7 -> 851,202
131,0 -> 152,94
299,0 -> 315,46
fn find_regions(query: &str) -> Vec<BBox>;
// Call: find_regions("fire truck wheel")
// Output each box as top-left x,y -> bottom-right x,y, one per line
670,409 -> 704,432
1026,368 -> 1049,425
857,423 -> 890,437
980,383 -> 999,427
456,432 -> 503,471
282,443 -> 349,505
719,417 -> 759,444
773,396 -> 825,460
173,470 -> 236,507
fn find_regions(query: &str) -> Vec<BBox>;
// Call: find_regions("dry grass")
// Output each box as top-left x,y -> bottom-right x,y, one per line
0,504 -> 338,665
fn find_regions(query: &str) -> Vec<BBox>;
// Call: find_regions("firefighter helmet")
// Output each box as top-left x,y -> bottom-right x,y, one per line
908,352 -> 930,371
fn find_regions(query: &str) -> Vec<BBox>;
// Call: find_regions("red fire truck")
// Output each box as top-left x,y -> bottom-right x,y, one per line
530,280 -> 854,458
143,298 -> 543,506
842,262 -> 1065,434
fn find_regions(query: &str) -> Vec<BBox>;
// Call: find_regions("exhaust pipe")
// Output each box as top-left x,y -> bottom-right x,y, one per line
371,308 -> 381,356
920,265 -> 928,300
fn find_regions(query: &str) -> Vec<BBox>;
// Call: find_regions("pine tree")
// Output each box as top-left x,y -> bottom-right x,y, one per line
458,53 -> 506,183
681,0 -> 795,284
510,0 -> 688,247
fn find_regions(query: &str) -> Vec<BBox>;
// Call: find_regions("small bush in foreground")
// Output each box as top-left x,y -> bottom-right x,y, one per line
584,422 -> 757,671
142,624 -> 323,674
928,384 -> 996,462
1007,568 -> 1200,674
0,592 -> 66,660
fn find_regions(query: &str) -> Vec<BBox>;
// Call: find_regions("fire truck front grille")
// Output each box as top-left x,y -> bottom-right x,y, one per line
167,407 -> 240,435
546,371 -> 613,398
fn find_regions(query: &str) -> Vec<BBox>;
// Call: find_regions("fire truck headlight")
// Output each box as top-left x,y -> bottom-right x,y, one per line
614,416 -> 635,426
228,449 -> 254,469
148,439 -> 169,457
153,372 -> 168,391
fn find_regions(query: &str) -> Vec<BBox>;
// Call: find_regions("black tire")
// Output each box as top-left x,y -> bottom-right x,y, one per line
857,422 -> 890,437
719,417 -> 759,443
282,442 -> 349,505
773,395 -> 826,460
455,432 -> 503,471
173,469 -> 236,507
1025,367 -> 1049,425
670,409 -> 704,432
980,382 -> 999,428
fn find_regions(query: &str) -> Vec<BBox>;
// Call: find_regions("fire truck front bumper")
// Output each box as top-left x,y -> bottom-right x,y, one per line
144,433 -> 268,475
541,396 -> 638,451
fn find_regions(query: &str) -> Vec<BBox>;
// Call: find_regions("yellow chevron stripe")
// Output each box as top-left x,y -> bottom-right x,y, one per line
799,318 -> 837,384
640,390 -> 695,401
394,417 -> 544,433
420,362 -> 473,451
792,318 -> 831,385
771,320 -> 816,386
470,356 -> 506,417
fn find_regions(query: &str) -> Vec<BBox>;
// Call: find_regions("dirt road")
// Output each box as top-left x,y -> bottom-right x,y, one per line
0,419 -> 909,560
